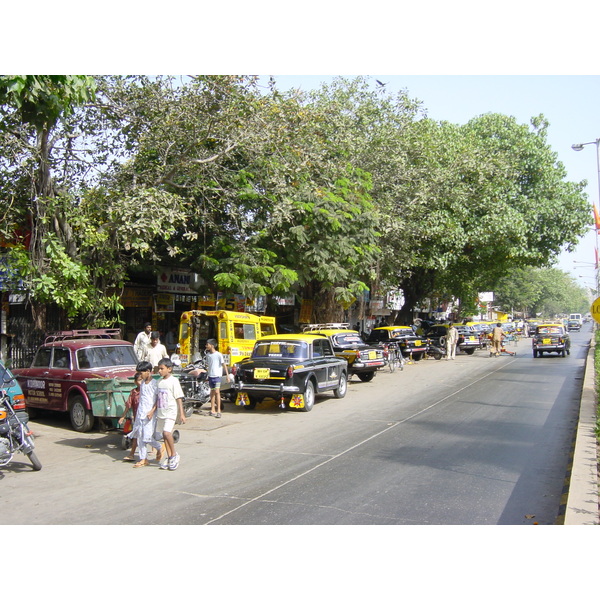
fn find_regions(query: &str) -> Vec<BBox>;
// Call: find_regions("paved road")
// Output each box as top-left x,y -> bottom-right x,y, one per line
0,326 -> 589,525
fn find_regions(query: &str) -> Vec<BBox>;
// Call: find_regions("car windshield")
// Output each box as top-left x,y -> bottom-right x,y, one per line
77,345 -> 138,369
390,329 -> 413,338
536,326 -> 564,335
252,341 -> 308,360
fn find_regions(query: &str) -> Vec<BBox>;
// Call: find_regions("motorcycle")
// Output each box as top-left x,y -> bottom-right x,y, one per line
0,364 -> 42,471
177,358 -> 211,418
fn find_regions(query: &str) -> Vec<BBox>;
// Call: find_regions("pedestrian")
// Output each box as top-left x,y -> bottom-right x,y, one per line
490,323 -> 504,357
129,361 -> 163,468
119,371 -> 142,461
151,357 -> 186,471
205,338 -> 231,419
143,331 -> 168,372
134,323 -> 152,360
446,323 -> 459,360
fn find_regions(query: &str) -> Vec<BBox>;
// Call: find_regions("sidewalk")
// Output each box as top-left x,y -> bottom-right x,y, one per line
564,338 -> 599,525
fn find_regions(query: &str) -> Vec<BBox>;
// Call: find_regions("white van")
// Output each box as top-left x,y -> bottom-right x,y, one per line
568,313 -> 582,331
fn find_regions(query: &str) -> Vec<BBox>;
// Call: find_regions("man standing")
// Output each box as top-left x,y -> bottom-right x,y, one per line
446,323 -> 459,360
490,323 -> 504,357
143,331 -> 168,371
134,322 -> 152,360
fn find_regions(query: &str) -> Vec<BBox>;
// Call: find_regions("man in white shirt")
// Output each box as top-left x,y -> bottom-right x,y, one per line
143,331 -> 168,371
134,323 -> 152,360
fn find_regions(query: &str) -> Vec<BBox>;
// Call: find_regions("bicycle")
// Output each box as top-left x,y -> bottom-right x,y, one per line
385,343 -> 404,372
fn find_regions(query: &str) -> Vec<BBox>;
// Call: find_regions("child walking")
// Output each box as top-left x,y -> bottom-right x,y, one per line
150,357 -> 186,471
129,361 -> 163,468
119,371 -> 142,461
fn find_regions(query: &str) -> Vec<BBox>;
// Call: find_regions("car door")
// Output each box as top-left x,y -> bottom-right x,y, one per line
311,339 -> 331,392
49,347 -> 73,410
321,338 -> 342,389
21,346 -> 53,408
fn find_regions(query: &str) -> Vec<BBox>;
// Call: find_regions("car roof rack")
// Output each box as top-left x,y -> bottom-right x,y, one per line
302,323 -> 351,331
44,328 -> 123,343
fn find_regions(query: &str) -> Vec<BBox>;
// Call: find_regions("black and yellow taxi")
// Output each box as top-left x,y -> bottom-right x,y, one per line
231,334 -> 348,412
303,324 -> 385,382
366,325 -> 428,360
532,323 -> 571,358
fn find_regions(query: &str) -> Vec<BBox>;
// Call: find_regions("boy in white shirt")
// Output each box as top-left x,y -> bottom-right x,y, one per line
205,338 -> 231,419
149,357 -> 186,471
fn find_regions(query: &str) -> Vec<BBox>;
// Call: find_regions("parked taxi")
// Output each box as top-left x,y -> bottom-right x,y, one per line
303,324 -> 385,382
231,334 -> 348,412
365,326 -> 428,361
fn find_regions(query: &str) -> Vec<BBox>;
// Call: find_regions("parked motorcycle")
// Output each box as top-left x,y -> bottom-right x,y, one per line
0,364 -> 42,471
178,358 -> 211,418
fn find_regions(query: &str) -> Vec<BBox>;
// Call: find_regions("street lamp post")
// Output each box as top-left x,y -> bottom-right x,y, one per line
572,138 -> 600,297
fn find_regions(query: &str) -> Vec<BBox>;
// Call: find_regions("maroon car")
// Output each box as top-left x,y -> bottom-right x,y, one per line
13,329 -> 138,432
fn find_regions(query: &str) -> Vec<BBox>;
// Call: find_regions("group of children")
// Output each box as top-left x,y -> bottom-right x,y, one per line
119,357 -> 185,470
118,338 -> 231,470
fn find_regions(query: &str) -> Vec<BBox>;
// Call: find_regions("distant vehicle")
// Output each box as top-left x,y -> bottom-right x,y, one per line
567,319 -> 581,331
569,313 -> 583,326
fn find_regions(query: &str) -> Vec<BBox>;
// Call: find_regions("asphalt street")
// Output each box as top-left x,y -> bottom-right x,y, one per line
0,326 -> 591,526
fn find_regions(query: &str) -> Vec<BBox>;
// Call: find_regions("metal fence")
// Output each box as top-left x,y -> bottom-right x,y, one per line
5,302 -> 65,369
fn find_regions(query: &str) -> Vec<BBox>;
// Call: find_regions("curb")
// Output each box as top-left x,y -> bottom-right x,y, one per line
564,337 -> 599,525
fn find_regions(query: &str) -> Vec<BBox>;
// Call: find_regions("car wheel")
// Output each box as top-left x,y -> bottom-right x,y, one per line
412,353 -> 423,361
243,397 -> 257,410
301,380 -> 315,412
357,372 -> 375,382
184,402 -> 194,418
464,348 -> 475,355
121,435 -> 131,450
334,372 -> 347,398
69,395 -> 94,432
533,349 -> 538,358
561,348 -> 566,357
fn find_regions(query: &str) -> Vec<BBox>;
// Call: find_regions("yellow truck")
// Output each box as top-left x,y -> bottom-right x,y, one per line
177,310 -> 277,367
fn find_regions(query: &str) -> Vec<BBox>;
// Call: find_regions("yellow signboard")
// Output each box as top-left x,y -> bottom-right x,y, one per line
591,297 -> 600,324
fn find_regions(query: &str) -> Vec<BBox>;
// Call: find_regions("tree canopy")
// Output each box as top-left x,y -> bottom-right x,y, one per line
0,75 -> 592,327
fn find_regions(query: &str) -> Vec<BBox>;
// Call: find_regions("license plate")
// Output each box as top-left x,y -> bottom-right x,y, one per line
414,340 -> 421,346
368,351 -> 377,359
469,336 -> 476,341
254,368 -> 271,379
542,338 -> 551,345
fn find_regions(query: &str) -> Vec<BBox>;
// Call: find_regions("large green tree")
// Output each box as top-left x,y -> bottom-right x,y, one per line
494,266 -> 590,317
0,75 -> 186,326
99,76 -> 381,321
0,74 -> 592,329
